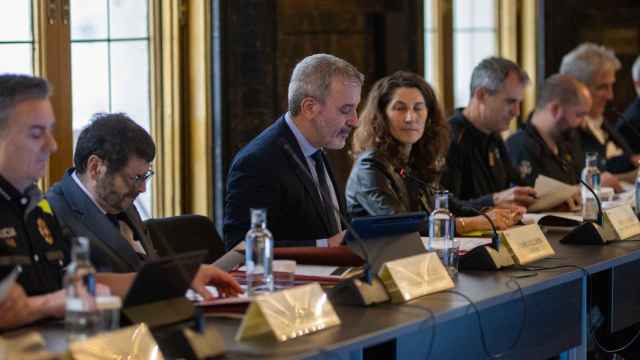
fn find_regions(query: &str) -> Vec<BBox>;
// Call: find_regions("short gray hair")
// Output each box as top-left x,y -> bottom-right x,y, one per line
288,54 -> 364,116
469,57 -> 530,96
0,74 -> 50,132
535,74 -> 587,110
559,43 -> 621,86
632,55 -> 640,82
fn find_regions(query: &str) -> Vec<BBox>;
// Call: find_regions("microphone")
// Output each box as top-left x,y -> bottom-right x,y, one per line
559,178 -> 610,245
280,140 -> 389,305
579,178 -> 603,225
397,168 -> 501,250
459,206 -> 500,251
397,167 -> 515,270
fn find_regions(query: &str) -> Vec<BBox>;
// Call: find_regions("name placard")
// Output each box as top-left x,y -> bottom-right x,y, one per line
69,324 -> 163,359
378,252 -> 454,303
235,283 -> 340,342
500,224 -> 555,265
603,205 -> 640,240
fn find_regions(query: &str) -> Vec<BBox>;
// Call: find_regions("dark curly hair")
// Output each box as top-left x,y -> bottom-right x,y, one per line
351,71 -> 449,182
74,112 -> 155,175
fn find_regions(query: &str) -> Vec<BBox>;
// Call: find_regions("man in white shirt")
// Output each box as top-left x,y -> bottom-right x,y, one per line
560,43 -> 640,190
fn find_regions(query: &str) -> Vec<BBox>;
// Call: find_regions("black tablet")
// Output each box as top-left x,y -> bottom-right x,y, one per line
123,250 -> 207,308
345,212 -> 428,273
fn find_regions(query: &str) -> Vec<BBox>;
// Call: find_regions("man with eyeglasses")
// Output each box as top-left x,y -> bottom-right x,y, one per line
47,113 -> 161,273
0,76 -> 240,329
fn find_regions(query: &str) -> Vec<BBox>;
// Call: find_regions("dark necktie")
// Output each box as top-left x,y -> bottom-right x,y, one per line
311,150 -> 339,234
106,213 -> 120,228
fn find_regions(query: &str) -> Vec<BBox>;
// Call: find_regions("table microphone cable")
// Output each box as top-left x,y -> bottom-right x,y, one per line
513,262 -> 640,354
444,275 -> 527,359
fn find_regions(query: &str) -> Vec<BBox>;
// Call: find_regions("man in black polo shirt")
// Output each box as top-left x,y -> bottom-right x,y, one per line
441,57 -> 536,211
507,74 -> 592,186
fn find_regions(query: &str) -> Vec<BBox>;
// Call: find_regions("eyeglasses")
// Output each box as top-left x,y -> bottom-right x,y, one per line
129,169 -> 155,184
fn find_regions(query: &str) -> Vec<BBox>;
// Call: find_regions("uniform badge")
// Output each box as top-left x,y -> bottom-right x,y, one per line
37,199 -> 53,215
488,151 -> 496,167
0,227 -> 17,248
0,227 -> 16,238
519,160 -> 532,179
37,218 -> 54,245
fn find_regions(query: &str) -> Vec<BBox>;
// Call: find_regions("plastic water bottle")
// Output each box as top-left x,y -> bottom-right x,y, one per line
65,237 -> 99,342
428,190 -> 459,279
245,208 -> 274,295
581,152 -> 601,222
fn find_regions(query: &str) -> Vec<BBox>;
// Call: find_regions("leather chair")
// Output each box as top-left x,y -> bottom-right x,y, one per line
144,214 -> 226,263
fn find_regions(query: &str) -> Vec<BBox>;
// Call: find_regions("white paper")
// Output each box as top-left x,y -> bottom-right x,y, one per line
421,236 -> 491,252
529,175 -> 580,212
522,212 -> 583,225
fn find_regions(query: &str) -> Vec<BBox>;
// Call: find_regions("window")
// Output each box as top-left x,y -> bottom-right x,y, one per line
0,1 -> 34,74
453,0 -> 497,107
423,0 -> 437,87
70,0 -> 152,219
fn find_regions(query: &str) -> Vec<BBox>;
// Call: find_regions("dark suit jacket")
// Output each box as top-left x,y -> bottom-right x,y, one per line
223,115 -> 346,250
617,97 -> 640,154
46,169 -> 157,272
577,119 -> 635,174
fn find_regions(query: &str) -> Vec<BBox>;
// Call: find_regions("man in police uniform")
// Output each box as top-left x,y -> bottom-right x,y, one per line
0,74 -> 241,330
0,74 -> 67,328
506,74 -> 592,187
441,57 -> 537,210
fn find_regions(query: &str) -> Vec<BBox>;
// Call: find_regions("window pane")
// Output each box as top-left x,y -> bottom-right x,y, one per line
109,0 -> 148,39
454,0 -> 495,29
71,42 -> 109,137
0,1 -> 31,42
424,0 -> 434,30
454,32 -> 496,107
110,41 -> 150,132
423,0 -> 436,87
0,44 -> 33,74
425,34 -> 435,86
71,0 -> 108,40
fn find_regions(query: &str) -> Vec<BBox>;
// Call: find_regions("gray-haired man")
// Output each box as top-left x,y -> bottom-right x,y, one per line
223,53 -> 363,250
441,56 -> 536,211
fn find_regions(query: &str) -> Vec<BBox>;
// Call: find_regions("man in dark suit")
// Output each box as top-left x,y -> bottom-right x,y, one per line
616,54 -> 640,154
47,113 -> 158,272
0,75 -> 240,329
224,53 -> 363,250
560,43 -> 639,187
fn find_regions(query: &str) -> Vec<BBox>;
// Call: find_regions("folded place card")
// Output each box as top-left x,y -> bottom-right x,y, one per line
500,224 -> 555,265
183,327 -> 225,359
601,204 -> 640,241
235,283 -> 341,342
378,252 -> 454,303
69,323 -> 163,360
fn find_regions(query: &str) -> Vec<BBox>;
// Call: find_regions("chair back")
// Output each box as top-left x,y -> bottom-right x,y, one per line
144,215 -> 226,263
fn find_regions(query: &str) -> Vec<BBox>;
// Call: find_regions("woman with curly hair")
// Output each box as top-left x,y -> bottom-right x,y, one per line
346,71 -> 520,232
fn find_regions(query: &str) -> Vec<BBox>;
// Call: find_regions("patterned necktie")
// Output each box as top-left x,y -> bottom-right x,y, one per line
311,150 -> 339,234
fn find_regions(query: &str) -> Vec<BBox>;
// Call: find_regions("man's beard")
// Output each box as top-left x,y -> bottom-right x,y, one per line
96,175 -> 137,213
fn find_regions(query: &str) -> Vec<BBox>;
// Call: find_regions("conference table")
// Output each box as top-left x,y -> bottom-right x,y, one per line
14,231 -> 640,359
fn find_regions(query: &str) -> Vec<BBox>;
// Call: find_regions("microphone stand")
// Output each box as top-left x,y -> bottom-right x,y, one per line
398,168 -> 513,270
560,178 -> 609,244
281,141 -> 389,306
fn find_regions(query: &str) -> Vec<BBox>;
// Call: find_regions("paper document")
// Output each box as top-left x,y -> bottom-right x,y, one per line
529,175 -> 579,212
422,236 -> 491,252
522,212 -> 582,231
0,267 -> 20,302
